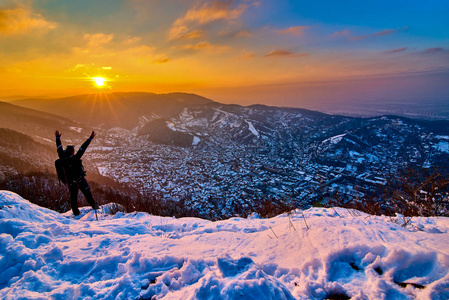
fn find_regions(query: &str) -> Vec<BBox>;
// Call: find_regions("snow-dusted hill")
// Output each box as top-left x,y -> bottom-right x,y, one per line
1,191 -> 448,299
138,104 -> 346,147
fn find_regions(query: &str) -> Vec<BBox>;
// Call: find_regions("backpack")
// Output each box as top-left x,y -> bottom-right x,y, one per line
55,158 -> 68,184
55,156 -> 86,184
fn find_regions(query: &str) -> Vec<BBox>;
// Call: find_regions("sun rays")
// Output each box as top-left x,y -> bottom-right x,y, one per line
91,76 -> 109,90
92,77 -> 106,87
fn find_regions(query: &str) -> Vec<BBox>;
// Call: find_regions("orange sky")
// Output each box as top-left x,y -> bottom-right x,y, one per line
0,1 -> 448,108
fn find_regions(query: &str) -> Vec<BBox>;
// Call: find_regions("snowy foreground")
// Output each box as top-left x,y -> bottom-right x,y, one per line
1,191 -> 449,300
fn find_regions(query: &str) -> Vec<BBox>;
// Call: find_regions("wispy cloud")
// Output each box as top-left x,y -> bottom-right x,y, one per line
384,47 -> 407,54
169,0 -> 256,40
219,29 -> 253,39
176,41 -> 230,54
175,29 -> 205,40
0,6 -> 57,35
152,56 -> 171,64
277,26 -> 309,36
71,34 -> 172,66
239,51 -> 255,59
265,49 -> 292,57
66,63 -> 91,72
84,33 -> 114,47
264,49 -> 308,58
169,1 -> 243,40
421,47 -> 448,54
123,36 -> 142,45
373,29 -> 397,37
234,30 -> 252,38
349,27 -> 408,41
332,29 -> 350,38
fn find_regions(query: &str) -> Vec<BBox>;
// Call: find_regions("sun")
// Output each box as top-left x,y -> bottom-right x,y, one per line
92,77 -> 106,87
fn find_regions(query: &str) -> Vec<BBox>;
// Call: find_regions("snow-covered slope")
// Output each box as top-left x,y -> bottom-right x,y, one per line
1,190 -> 448,299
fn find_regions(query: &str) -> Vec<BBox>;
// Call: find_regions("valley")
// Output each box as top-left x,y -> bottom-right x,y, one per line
1,93 -> 448,219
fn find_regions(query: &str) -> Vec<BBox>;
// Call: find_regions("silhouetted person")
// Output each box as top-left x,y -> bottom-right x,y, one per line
55,130 -> 97,216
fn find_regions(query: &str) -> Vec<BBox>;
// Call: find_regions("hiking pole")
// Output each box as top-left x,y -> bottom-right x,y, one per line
58,189 -> 69,212
92,200 -> 99,221
94,201 -> 99,221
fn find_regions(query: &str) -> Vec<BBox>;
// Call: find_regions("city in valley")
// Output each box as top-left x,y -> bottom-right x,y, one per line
80,101 -> 449,219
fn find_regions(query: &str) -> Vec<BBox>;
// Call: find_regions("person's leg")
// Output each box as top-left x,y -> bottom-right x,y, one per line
78,178 -> 97,209
68,183 -> 80,215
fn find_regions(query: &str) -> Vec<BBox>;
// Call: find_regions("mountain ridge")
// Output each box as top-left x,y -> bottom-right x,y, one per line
11,92 -> 216,130
0,101 -> 89,142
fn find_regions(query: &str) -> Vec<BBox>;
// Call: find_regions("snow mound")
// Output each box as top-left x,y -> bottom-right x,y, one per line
1,190 -> 449,299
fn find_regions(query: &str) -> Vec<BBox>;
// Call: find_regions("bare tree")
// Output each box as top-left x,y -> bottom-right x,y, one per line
386,167 -> 449,217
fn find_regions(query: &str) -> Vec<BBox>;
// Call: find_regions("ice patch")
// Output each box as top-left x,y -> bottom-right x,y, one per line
192,136 -> 201,146
436,135 -> 449,140
246,120 -> 260,138
97,166 -> 109,176
436,141 -> 449,153
69,126 -> 82,133
322,134 -> 347,146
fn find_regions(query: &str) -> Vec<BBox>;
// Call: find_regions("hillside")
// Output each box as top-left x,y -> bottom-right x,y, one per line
1,191 -> 448,299
0,101 -> 89,143
0,129 -> 55,175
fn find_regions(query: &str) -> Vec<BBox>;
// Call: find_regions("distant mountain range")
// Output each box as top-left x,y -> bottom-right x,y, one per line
2,92 -> 449,169
3,92 -> 448,152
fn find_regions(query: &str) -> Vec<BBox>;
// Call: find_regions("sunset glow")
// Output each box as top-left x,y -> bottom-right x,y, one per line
92,77 -> 106,88
0,0 -> 447,107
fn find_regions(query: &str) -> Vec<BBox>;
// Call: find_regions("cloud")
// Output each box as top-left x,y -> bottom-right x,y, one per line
152,56 -> 171,64
219,29 -> 252,38
84,33 -> 114,47
277,26 -> 309,36
422,47 -> 447,54
65,63 -> 94,73
176,41 -> 229,54
73,64 -> 88,70
169,0 -> 253,40
264,49 -> 308,58
384,47 -> 407,54
265,49 -> 292,57
332,29 -> 350,38
234,30 -> 252,38
72,34 -> 173,66
349,27 -> 408,41
176,29 -> 205,40
178,1 -> 246,24
123,36 -> 142,45
240,51 -> 255,59
373,29 -> 397,37
0,6 -> 57,35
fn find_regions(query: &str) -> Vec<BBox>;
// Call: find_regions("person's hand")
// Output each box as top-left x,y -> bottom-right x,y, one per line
55,130 -> 61,137
90,131 -> 96,139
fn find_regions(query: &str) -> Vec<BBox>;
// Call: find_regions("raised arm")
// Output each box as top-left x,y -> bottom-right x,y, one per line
75,131 -> 96,159
55,130 -> 65,158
